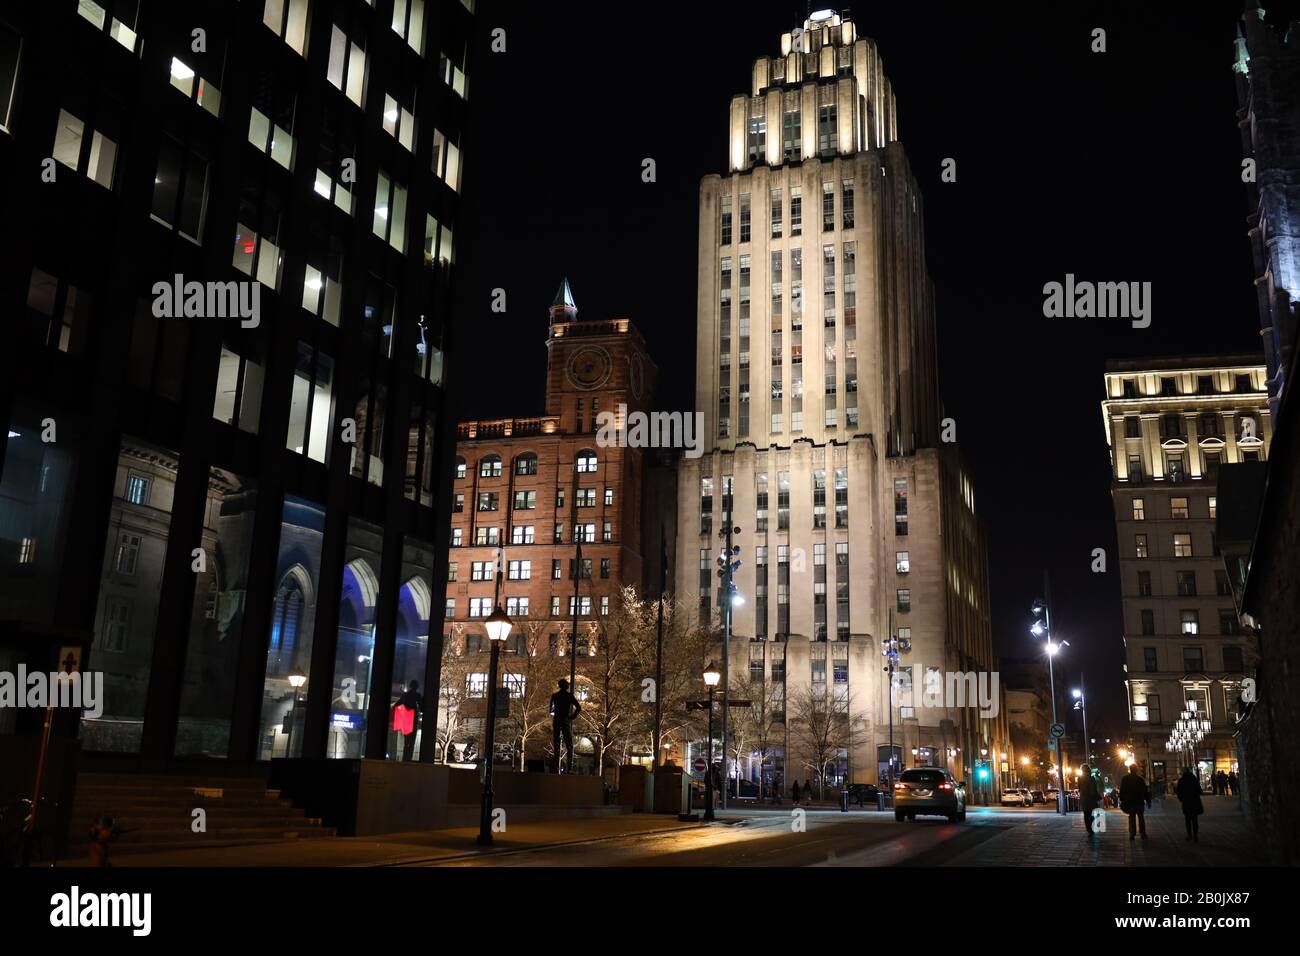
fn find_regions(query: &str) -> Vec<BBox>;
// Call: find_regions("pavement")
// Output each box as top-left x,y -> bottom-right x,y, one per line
55,793 -> 1264,867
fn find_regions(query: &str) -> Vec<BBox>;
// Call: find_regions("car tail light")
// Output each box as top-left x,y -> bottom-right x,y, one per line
894,783 -> 905,791
938,782 -> 954,791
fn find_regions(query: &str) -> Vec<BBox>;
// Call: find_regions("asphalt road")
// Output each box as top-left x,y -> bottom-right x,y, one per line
418,805 -> 1057,867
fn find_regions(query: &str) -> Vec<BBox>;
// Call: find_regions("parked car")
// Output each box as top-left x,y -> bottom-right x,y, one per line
895,768 -> 967,822
846,783 -> 881,806
1030,789 -> 1046,804
1000,788 -> 1030,807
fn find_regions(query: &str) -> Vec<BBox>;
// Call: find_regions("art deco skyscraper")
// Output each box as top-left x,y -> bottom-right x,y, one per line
675,11 -> 1001,793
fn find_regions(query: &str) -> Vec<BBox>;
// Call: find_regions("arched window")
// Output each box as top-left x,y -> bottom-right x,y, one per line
576,449 -> 598,473
514,452 -> 538,476
479,454 -> 502,478
454,456 -> 467,479
270,574 -> 306,673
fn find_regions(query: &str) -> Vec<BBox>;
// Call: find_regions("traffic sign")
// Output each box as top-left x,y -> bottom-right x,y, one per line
1050,723 -> 1065,739
692,756 -> 708,775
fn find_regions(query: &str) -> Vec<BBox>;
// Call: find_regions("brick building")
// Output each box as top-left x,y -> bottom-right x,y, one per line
442,284 -> 658,770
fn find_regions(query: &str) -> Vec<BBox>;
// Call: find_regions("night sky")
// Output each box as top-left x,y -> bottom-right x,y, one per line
451,1 -> 1292,731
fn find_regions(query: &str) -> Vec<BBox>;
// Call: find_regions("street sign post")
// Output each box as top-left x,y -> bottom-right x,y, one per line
1050,722 -> 1065,739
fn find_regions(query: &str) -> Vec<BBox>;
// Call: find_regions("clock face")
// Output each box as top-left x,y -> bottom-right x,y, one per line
566,345 -> 612,390
629,353 -> 646,401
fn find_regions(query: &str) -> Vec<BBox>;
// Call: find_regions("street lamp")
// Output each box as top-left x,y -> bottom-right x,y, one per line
476,604 -> 514,847
1031,585 -> 1069,815
1072,681 -> 1091,763
283,668 -> 307,759
702,661 -> 721,821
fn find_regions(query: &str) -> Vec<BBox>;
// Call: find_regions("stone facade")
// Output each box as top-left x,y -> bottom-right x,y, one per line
674,12 -> 1003,797
1101,358 -> 1271,792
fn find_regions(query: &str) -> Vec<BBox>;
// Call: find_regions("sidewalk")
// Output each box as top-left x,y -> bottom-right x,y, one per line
56,814 -> 707,867
950,795 -> 1268,866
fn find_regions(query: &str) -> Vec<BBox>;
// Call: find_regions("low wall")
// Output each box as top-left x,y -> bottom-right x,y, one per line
269,759 -> 609,836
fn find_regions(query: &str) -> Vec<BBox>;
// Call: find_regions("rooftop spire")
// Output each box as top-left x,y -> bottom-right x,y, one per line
549,277 -> 577,322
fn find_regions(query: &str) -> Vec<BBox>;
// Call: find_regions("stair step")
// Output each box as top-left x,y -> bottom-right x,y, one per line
68,825 -> 335,845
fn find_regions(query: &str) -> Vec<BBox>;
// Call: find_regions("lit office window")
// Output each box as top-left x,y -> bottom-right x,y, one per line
432,129 -> 463,192
382,94 -> 415,151
391,0 -> 425,55
264,0 -> 310,56
327,25 -> 366,106
373,170 -> 408,253
168,57 -> 221,117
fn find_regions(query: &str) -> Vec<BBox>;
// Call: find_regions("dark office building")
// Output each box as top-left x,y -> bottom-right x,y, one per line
0,0 -> 476,774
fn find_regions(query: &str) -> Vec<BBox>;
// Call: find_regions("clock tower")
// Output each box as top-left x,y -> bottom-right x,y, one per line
544,278 -> 655,433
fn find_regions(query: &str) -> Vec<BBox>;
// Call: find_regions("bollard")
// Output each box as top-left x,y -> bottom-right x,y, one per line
840,790 -> 849,812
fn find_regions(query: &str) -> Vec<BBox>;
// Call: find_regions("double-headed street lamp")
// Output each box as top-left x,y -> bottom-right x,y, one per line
1072,681 -> 1090,764
476,604 -> 514,847
702,661 -> 721,821
1031,586 -> 1070,815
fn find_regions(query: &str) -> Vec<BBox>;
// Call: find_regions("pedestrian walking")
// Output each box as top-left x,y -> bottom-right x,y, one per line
791,780 -> 801,804
803,779 -> 814,805
1079,764 -> 1102,834
1228,771 -> 1239,796
1119,764 -> 1151,841
1175,768 -> 1204,842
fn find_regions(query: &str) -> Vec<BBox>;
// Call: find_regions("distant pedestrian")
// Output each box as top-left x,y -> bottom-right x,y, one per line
1079,765 -> 1102,834
1119,764 -> 1151,841
803,780 -> 814,805
1175,768 -> 1204,841
1228,771 -> 1239,796
791,780 -> 801,803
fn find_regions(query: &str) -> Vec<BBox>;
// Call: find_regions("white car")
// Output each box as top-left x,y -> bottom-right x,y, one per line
1000,788 -> 1031,807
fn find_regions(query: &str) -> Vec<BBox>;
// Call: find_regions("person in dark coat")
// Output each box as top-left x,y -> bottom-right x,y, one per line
1119,764 -> 1151,840
1228,771 -> 1239,796
394,679 -> 422,761
803,780 -> 814,805
791,780 -> 801,803
1078,764 -> 1102,834
549,679 -> 581,773
1175,768 -> 1204,841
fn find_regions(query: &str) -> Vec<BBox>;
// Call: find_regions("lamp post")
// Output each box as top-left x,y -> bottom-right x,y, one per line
716,509 -> 741,808
703,660 -> 721,821
1032,581 -> 1069,815
476,604 -> 514,846
1073,680 -> 1090,767
284,668 -> 307,759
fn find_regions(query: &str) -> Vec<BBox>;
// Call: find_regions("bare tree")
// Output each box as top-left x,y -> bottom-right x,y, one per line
729,672 -> 785,800
435,633 -> 475,763
789,686 -> 867,798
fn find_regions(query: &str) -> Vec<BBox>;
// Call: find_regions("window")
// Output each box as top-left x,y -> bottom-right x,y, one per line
1128,455 -> 1144,482
817,105 -> 837,154
514,490 -> 537,510
452,494 -> 464,513
573,523 -> 596,544
1124,416 -> 1141,438
1135,534 -> 1148,559
551,596 -> 562,617
447,562 -> 458,582
466,673 -> 488,697
126,473 -> 150,506
576,451 -> 598,473
373,170 -> 409,253
506,596 -> 529,618
469,598 -> 491,618
1180,610 -> 1199,635
514,454 -> 538,476
1137,570 -> 1152,596
1166,453 -> 1186,484
432,129 -> 463,192
1132,497 -> 1145,521
1208,496 -> 1217,518
78,0 -> 141,53
1144,647 -> 1158,672
168,57 -> 221,117
600,596 -> 610,616
1219,609 -> 1241,636
1170,496 -> 1189,519
1177,570 -> 1197,596
897,589 -> 911,613
327,25 -> 366,106
770,188 -> 783,238
553,523 -> 563,544
149,138 -> 209,243
739,193 -> 751,242
1215,570 -> 1232,596
232,216 -> 283,291
552,560 -> 563,580
1173,533 -> 1193,557
440,47 -> 468,98
720,195 -> 732,245
510,525 -> 535,545
894,479 -> 908,535
783,102 -> 801,161
247,85 -> 295,171
382,93 -> 415,151
263,0 -> 309,55
1140,609 -> 1155,635
602,521 -> 613,543
474,527 -> 501,546
576,488 -> 596,508
285,341 -> 334,462
569,596 -> 592,617
101,597 -> 131,652
52,109 -> 116,189
391,0 -> 425,54
790,185 -> 802,235
450,528 -> 462,547
471,561 -> 491,582
821,181 -> 835,230
107,528 -> 142,578
896,551 -> 910,574
479,456 -> 502,478
301,259 -> 342,327
600,558 -> 611,579
1182,646 -> 1204,671
604,488 -> 614,507
455,458 -> 467,479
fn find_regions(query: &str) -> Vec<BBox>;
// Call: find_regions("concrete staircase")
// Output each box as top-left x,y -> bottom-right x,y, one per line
66,773 -> 335,858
